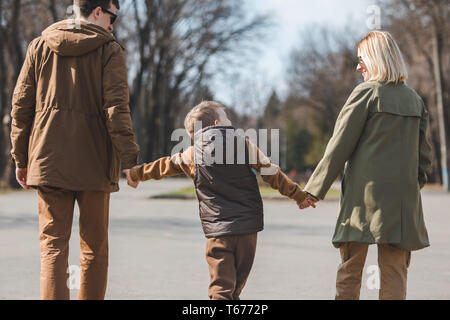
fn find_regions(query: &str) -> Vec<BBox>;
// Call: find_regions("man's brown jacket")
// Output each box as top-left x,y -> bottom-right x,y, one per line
11,20 -> 139,192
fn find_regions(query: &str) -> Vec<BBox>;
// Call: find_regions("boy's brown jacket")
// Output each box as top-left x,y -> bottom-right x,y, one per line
130,140 -> 307,204
10,20 -> 139,192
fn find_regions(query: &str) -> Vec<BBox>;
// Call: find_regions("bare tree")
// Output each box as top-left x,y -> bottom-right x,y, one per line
118,0 -> 270,161
0,0 -> 72,187
0,1 -> 7,184
49,0 -> 59,22
286,26 -> 362,137
0,0 -> 24,187
380,0 -> 450,186
0,0 -> 267,187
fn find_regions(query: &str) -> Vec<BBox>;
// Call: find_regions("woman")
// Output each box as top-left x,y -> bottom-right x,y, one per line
300,30 -> 433,300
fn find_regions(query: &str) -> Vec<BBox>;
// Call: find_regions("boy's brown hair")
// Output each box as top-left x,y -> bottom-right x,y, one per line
184,101 -> 224,139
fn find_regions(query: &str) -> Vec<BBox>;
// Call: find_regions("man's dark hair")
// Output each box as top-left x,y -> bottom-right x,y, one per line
76,0 -> 120,18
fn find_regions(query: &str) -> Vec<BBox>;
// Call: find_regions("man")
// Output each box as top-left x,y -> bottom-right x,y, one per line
10,0 -> 139,300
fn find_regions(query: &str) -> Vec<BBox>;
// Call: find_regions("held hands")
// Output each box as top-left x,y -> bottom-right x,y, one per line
298,192 -> 319,210
123,169 -> 139,189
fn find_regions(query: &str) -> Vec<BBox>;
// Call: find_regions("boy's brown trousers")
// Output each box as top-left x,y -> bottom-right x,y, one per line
206,233 -> 257,300
37,186 -> 110,300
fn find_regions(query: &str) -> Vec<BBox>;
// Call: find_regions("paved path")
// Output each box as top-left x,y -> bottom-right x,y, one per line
0,179 -> 449,299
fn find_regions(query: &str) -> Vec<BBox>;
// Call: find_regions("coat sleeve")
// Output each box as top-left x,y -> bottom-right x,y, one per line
418,102 -> 433,189
103,42 -> 140,169
247,140 -> 307,203
304,85 -> 373,200
10,40 -> 37,168
129,147 -> 194,181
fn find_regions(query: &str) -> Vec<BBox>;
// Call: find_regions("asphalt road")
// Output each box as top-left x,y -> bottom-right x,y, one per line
0,178 -> 449,299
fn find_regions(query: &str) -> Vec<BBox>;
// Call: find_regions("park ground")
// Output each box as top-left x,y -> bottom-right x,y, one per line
0,178 -> 449,299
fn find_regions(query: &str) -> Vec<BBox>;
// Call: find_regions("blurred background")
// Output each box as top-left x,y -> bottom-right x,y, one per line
0,0 -> 449,189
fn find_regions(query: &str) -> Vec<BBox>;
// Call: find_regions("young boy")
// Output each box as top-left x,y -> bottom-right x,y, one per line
123,101 -> 308,300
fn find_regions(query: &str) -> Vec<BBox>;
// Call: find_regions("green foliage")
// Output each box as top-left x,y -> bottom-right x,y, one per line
303,126 -> 329,168
285,118 -> 312,172
263,90 -> 282,119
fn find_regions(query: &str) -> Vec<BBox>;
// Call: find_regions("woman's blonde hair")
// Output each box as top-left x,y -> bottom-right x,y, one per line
357,30 -> 408,84
184,101 -> 224,139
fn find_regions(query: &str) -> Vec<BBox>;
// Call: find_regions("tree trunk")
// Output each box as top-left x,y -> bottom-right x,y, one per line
2,0 -> 24,188
49,0 -> 59,22
432,25 -> 449,191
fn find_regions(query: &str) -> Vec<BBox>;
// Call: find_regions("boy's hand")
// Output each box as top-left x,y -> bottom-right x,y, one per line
298,195 -> 318,210
123,169 -> 139,189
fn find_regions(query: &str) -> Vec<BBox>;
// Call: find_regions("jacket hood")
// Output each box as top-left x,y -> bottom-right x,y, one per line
41,19 -> 116,57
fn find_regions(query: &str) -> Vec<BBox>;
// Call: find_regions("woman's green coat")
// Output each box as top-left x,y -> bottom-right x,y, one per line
305,81 -> 432,251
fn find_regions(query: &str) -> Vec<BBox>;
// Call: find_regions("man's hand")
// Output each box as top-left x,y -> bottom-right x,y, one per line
123,169 -> 139,189
16,168 -> 30,190
298,194 -> 318,210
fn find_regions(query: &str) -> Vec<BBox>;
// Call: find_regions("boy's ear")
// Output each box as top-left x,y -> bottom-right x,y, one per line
213,120 -> 219,126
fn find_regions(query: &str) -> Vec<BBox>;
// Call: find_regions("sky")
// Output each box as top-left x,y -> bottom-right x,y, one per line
211,0 -> 375,112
